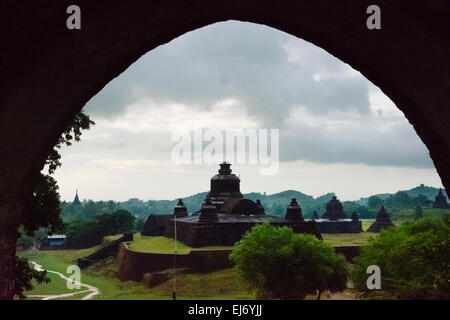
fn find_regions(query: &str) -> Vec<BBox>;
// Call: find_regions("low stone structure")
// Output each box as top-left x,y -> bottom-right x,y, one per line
312,196 -> 363,234
117,243 -> 233,281
367,206 -> 395,233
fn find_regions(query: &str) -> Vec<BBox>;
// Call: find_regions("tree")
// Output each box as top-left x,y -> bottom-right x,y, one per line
13,257 -> 50,300
12,110 -> 94,299
135,217 -> 145,232
414,205 -> 424,220
65,219 -> 103,248
350,214 -> 450,299
65,210 -> 135,248
368,196 -> 384,210
110,210 -> 135,233
94,209 -> 135,236
230,223 -> 348,299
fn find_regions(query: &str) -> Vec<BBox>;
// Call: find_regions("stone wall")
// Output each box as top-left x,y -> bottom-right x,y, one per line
117,243 -> 233,281
117,242 -> 361,282
78,232 -> 133,269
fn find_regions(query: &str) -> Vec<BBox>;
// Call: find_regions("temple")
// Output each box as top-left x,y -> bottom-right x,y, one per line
144,162 -> 321,247
311,196 -> 363,234
432,189 -> 449,209
367,206 -> 395,232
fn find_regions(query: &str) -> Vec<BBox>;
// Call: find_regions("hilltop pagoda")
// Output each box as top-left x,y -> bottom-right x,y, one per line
367,206 -> 395,232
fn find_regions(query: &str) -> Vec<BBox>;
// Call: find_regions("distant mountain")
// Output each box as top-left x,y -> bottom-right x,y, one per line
405,184 -> 447,200
356,184 -> 446,205
356,193 -> 391,205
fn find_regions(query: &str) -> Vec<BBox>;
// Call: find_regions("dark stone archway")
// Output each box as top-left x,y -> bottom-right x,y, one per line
1,0 -> 449,299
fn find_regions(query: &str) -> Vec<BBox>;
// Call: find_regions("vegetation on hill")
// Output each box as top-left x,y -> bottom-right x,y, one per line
394,208 -> 450,224
356,184 -> 447,205
60,185 -> 446,223
65,210 -> 136,248
350,214 -> 450,299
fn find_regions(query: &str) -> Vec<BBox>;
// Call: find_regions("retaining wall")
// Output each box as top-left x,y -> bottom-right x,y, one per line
117,243 -> 361,282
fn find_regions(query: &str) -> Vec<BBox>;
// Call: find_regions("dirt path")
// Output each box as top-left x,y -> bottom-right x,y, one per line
328,290 -> 359,300
27,261 -> 100,300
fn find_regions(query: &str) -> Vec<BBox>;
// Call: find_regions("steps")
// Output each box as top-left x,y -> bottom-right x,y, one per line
77,232 -> 133,269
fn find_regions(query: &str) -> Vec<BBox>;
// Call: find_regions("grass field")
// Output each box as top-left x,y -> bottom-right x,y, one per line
128,235 -> 233,254
20,247 -> 253,300
361,219 -> 375,231
20,222 -> 380,300
321,232 -> 377,247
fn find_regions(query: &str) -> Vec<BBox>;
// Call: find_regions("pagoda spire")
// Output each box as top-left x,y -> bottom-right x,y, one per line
73,189 -> 81,206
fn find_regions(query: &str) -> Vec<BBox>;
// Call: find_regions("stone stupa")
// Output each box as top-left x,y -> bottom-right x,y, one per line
367,206 -> 395,232
432,189 -> 449,209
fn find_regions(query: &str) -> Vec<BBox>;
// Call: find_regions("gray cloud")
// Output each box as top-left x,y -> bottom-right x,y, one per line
83,21 -> 433,168
85,21 -> 369,123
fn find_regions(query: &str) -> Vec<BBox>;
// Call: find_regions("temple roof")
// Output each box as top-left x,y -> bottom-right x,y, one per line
207,162 -> 243,209
210,162 -> 240,181
219,198 -> 263,215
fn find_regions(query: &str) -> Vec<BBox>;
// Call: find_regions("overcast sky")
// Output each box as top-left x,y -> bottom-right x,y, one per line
54,21 -> 443,202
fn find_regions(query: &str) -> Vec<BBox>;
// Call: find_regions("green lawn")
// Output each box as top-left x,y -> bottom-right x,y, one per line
128,234 -> 233,254
20,250 -> 163,300
130,231 -> 376,254
361,219 -> 375,231
19,247 -> 253,300
321,232 -> 378,247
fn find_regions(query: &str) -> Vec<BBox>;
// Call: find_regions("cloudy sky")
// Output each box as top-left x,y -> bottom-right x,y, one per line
54,21 -> 443,202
